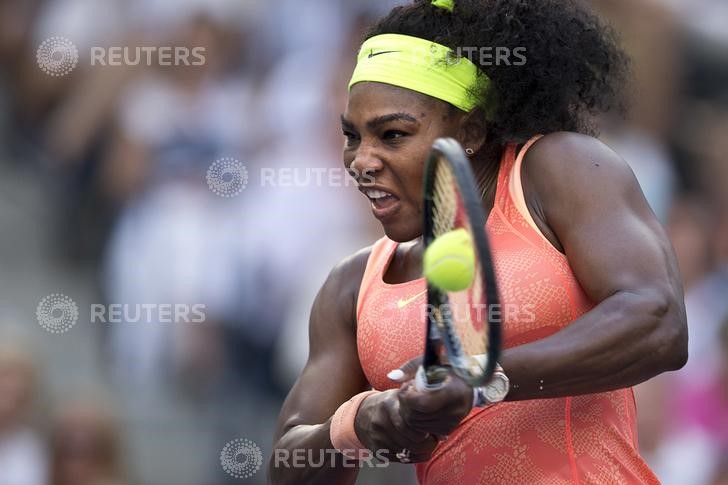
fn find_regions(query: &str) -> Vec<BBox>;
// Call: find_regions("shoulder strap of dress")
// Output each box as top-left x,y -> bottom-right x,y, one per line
356,237 -> 397,320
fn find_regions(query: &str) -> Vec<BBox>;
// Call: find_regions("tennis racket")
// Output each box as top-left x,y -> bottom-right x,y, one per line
415,137 -> 502,390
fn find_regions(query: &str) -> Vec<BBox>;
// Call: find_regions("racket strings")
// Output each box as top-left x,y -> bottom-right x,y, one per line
432,161 -> 457,237
431,159 -> 488,361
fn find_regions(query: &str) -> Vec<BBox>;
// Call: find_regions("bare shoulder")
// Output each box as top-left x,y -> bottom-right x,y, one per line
522,132 -> 647,218
523,131 -> 636,190
325,245 -> 373,300
519,131 -> 655,249
314,245 -> 374,332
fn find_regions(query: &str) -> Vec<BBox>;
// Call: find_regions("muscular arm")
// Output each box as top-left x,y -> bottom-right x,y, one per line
269,250 -> 370,485
502,132 -> 688,400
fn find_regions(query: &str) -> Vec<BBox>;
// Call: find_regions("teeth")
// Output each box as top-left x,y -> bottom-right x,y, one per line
365,189 -> 391,199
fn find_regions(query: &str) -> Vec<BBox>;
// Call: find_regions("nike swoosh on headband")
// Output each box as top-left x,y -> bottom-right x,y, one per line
368,49 -> 401,58
349,34 -> 483,112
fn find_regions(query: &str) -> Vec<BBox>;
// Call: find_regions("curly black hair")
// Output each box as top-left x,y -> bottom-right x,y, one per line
366,0 -> 629,150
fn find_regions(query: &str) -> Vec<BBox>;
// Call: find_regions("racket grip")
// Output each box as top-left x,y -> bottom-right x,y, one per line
415,366 -> 446,392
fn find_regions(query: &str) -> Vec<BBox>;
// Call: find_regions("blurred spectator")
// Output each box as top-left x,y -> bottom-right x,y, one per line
594,0 -> 682,223
650,316 -> 728,485
637,201 -> 728,483
0,344 -> 47,485
667,196 -> 715,291
49,402 -> 127,485
676,316 -> 728,458
99,10 -> 258,393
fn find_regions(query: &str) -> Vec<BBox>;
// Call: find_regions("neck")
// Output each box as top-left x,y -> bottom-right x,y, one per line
473,151 -> 501,210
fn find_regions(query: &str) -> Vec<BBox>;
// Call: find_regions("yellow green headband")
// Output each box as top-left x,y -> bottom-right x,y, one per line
348,33 -> 483,112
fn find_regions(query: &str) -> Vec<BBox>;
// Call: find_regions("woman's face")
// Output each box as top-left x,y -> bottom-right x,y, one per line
342,82 -> 465,242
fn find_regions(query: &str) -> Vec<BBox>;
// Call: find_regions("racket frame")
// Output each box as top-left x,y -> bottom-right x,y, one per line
420,137 -> 502,388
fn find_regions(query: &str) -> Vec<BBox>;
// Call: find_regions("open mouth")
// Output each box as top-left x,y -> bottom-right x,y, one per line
360,187 -> 402,220
364,189 -> 399,210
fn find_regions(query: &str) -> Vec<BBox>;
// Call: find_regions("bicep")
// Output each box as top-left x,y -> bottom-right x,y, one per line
273,256 -> 369,442
560,187 -> 675,303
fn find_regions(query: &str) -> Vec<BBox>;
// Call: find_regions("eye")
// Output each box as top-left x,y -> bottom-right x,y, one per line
382,130 -> 408,141
343,130 -> 359,145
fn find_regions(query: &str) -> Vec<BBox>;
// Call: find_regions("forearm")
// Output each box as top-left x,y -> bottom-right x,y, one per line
268,420 -> 359,485
502,289 -> 686,400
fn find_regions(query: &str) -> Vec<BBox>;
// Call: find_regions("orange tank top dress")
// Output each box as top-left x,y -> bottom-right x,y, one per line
355,136 -> 659,484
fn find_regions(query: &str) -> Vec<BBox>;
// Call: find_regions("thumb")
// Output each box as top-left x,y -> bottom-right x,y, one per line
387,355 -> 424,383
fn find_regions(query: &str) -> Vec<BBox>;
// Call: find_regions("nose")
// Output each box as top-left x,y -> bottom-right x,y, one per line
348,144 -> 384,182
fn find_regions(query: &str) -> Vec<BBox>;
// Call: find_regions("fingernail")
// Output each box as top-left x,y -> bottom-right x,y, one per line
387,369 -> 405,381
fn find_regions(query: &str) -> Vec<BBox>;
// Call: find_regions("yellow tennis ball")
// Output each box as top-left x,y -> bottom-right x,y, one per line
423,228 -> 475,292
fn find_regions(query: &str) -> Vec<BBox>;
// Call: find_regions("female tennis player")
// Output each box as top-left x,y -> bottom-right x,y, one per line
270,0 -> 688,483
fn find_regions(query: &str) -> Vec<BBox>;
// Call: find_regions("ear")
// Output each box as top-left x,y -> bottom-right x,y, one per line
457,108 -> 488,155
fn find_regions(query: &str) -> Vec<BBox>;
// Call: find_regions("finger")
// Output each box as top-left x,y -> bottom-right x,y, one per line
395,401 -> 461,435
401,374 -> 471,414
398,381 -> 450,416
397,379 -> 472,436
387,355 -> 424,383
368,399 -> 438,459
387,398 -> 432,445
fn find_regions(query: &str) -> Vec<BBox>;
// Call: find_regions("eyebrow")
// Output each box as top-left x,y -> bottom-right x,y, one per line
340,112 -> 419,131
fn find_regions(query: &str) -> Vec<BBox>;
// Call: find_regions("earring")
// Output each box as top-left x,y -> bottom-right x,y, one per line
465,148 -> 474,155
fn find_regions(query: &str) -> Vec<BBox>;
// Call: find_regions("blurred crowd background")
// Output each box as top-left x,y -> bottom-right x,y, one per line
0,0 -> 726,484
